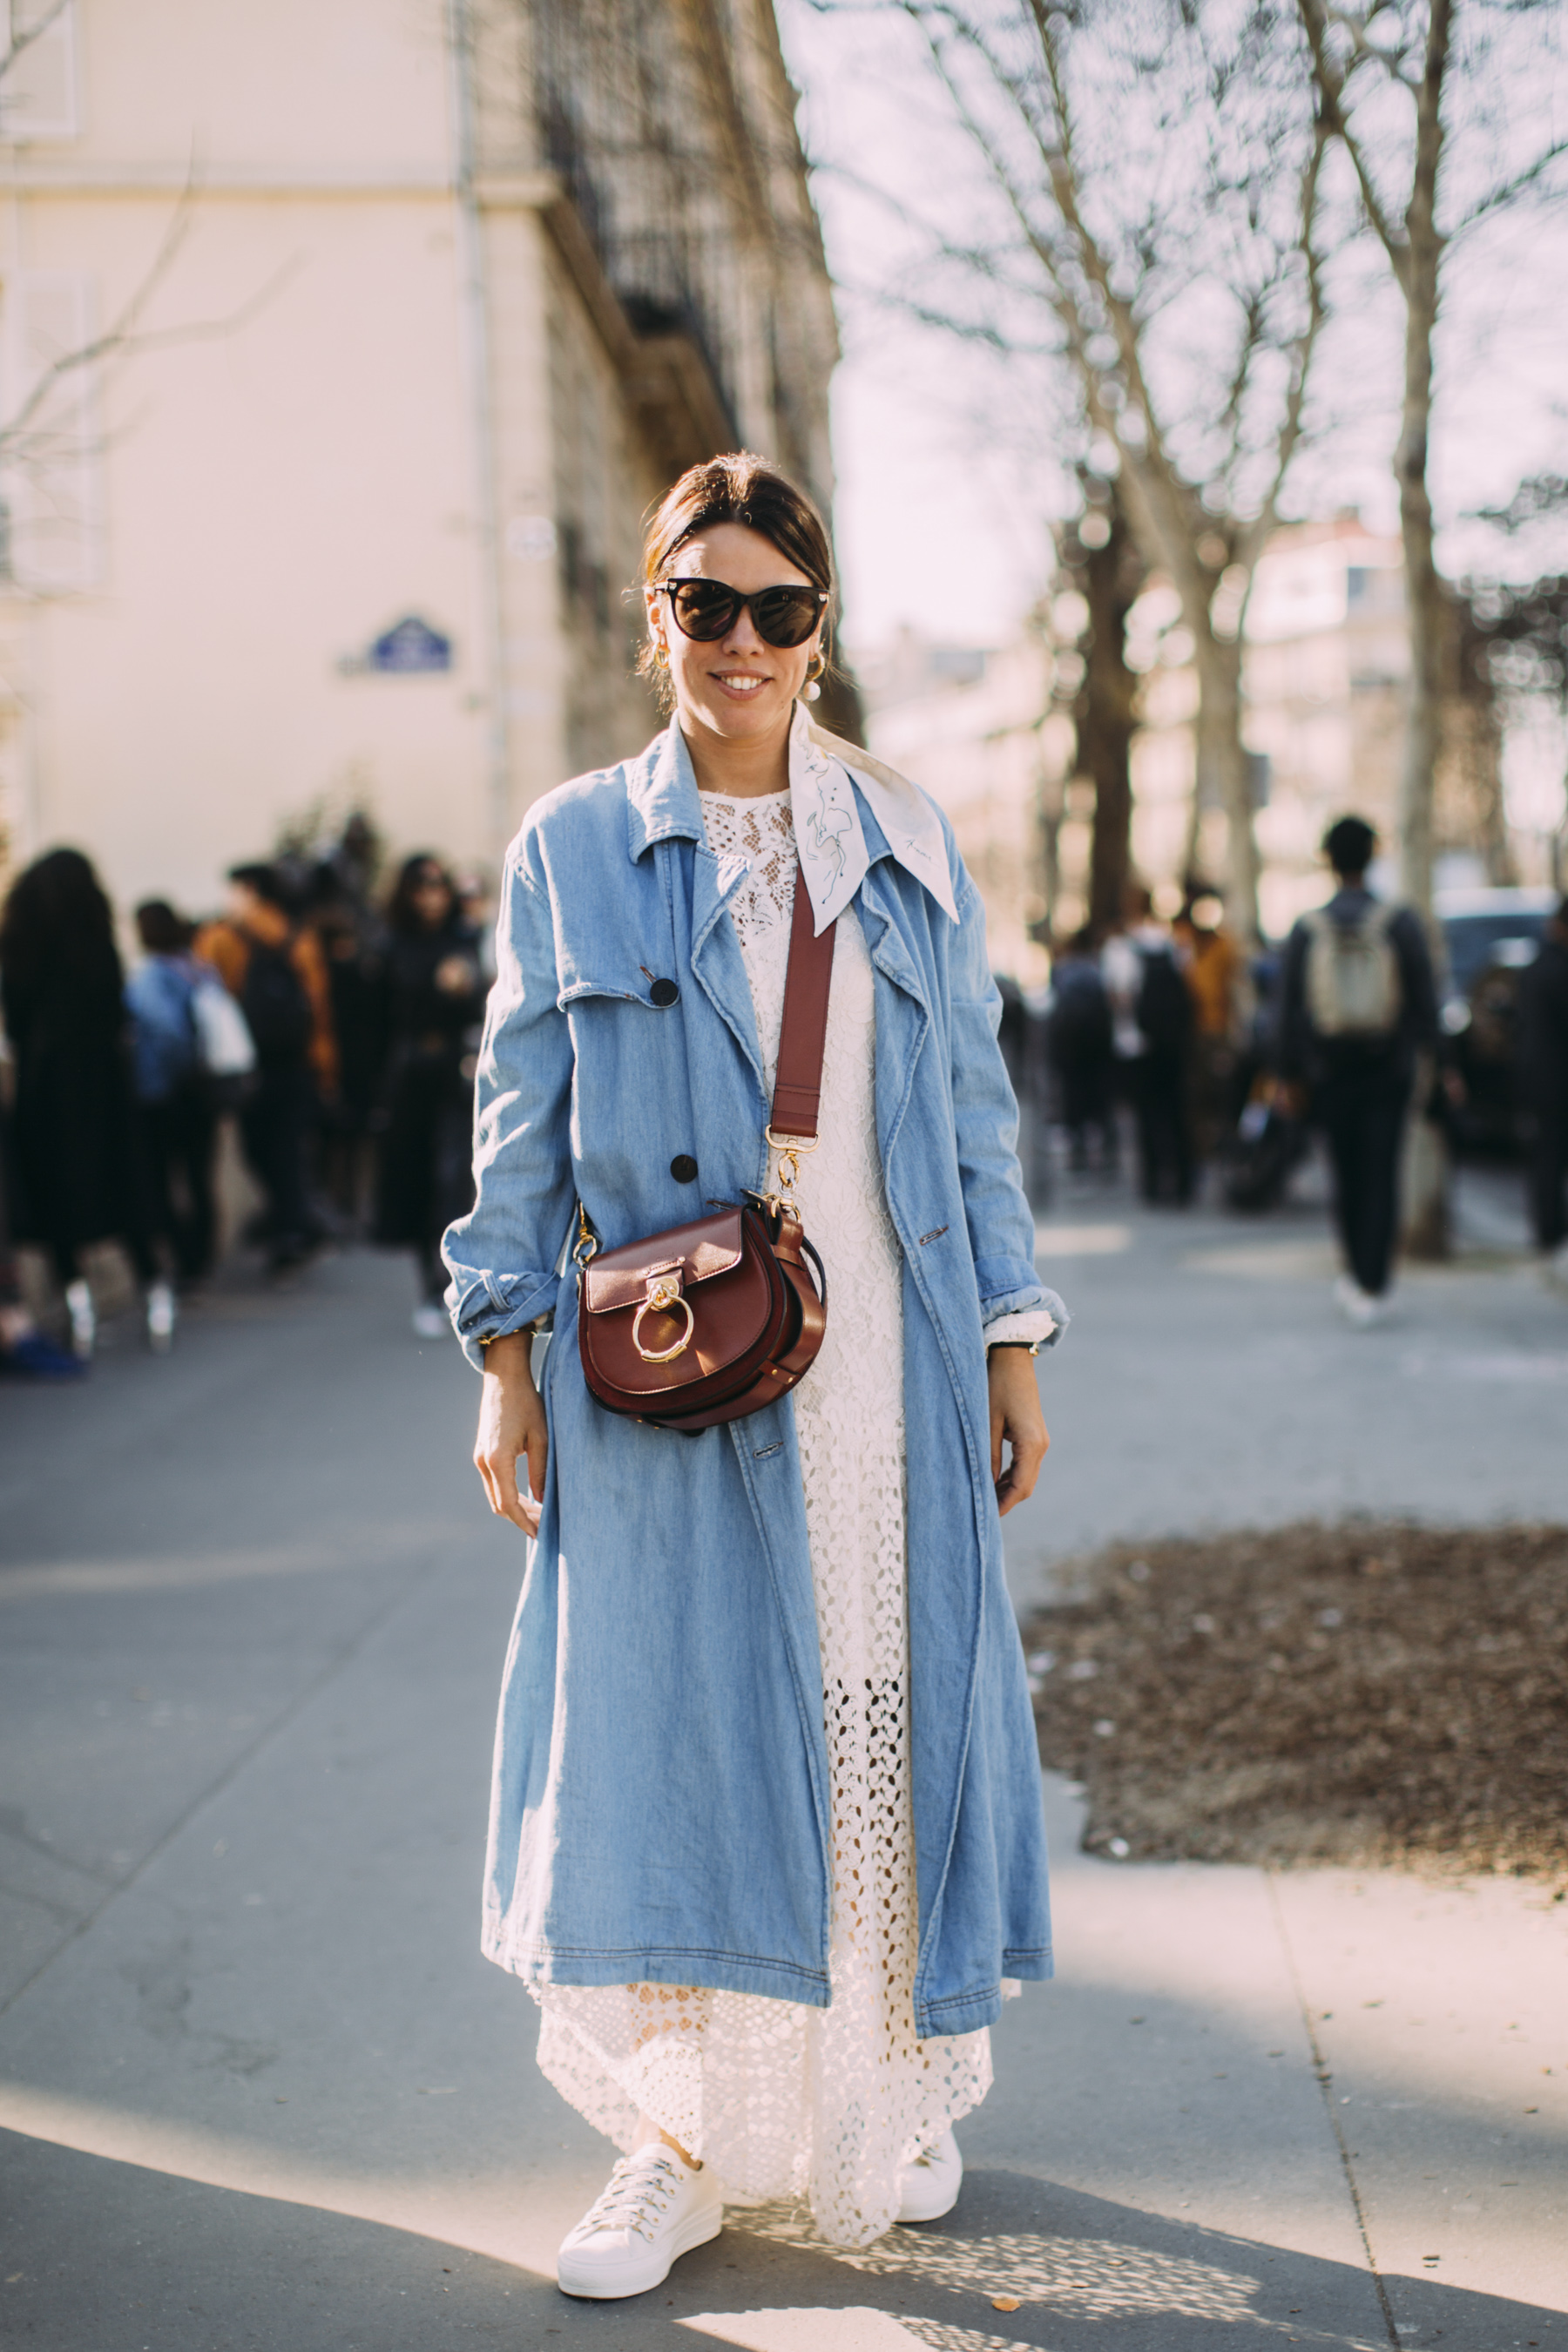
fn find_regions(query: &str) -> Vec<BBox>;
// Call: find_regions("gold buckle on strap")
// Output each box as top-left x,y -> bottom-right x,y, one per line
763,1125 -> 818,1200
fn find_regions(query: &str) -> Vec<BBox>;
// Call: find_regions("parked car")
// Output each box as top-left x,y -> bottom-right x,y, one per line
1436,885 -> 1558,1154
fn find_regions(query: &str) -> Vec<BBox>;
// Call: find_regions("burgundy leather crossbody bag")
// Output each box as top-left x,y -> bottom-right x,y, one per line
577,860 -> 833,1433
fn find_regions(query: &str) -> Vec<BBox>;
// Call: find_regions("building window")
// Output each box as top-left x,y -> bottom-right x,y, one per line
1,271 -> 103,592
0,2 -> 81,142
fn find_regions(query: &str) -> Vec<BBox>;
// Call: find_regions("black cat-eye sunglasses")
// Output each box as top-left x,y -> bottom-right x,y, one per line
659,577 -> 828,648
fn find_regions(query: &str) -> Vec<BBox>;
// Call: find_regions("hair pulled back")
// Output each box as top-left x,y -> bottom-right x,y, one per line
637,452 -> 835,708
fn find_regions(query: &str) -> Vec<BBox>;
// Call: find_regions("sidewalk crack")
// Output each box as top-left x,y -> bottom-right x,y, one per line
0,1550 -> 441,2021
1266,1869 -> 1400,2350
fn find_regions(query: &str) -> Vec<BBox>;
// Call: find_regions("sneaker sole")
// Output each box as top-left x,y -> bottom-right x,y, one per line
896,2180 -> 962,2223
896,2152 -> 963,2223
557,2201 -> 722,2300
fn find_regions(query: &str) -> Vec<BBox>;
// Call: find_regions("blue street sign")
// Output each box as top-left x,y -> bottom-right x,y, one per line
367,615 -> 453,673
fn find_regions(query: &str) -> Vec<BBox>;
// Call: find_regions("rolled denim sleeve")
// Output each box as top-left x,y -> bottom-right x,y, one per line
950,874 -> 1069,1346
442,841 -> 578,1372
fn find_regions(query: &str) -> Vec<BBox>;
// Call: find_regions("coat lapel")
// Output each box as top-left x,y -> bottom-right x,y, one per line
854,821 -> 933,1183
627,726 -> 764,1097
689,843 -> 765,1097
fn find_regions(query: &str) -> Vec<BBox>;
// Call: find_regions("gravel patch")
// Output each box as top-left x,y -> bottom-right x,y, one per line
1023,1522 -> 1568,1883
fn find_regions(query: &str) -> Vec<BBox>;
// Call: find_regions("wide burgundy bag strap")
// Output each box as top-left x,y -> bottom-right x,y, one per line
768,857 -> 836,1142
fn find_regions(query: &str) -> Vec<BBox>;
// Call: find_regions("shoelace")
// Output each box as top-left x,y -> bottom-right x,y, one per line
578,2153 -> 682,2244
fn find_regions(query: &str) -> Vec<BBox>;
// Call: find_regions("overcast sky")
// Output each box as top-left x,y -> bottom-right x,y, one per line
776,1 -> 1568,656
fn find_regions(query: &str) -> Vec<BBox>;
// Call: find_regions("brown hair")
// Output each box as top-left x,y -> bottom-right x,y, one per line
637,451 -> 835,708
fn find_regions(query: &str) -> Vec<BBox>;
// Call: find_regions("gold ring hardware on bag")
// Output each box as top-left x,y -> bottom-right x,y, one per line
573,1201 -> 599,1267
632,1274 -> 695,1363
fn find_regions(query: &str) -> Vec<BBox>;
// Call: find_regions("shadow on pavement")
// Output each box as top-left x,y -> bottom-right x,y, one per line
5,2135 -> 1563,2351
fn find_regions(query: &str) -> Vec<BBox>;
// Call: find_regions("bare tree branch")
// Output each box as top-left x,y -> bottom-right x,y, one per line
1234,112 -> 1331,605
1298,0 -> 1411,280
0,171 -> 301,474
1451,133 -> 1568,237
0,0 -> 71,88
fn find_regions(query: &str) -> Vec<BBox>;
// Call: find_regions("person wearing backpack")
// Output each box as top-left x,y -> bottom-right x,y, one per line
125,899 -> 222,1299
195,863 -> 338,1274
1102,885 -> 1195,1204
1274,815 -> 1436,1325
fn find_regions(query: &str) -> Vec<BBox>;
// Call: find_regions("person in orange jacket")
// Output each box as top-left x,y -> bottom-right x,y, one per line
195,863 -> 338,1272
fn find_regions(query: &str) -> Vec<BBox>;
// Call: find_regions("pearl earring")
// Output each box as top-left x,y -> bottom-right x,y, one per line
803,652 -> 825,703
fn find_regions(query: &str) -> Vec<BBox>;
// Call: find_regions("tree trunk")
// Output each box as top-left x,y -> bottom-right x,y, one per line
1395,0 -> 1450,919
1112,447 -> 1261,941
1193,632 -> 1260,942
1076,496 -> 1141,935
1395,0 -> 1452,1258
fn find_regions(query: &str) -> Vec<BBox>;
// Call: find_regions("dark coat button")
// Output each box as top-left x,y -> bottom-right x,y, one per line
649,977 -> 679,1007
670,1154 -> 699,1184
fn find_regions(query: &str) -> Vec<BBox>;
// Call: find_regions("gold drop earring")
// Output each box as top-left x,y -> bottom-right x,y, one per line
802,651 -> 825,704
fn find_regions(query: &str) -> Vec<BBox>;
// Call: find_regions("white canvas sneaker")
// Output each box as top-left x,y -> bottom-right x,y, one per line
1333,1274 -> 1389,1328
896,2126 -> 963,2223
556,2142 -> 722,2300
145,1280 -> 177,1352
64,1279 -> 96,1361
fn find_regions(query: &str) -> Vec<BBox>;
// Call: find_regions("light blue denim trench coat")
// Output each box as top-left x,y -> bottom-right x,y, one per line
443,724 -> 1067,2040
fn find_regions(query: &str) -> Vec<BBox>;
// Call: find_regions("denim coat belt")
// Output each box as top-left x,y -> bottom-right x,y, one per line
443,725 -> 1068,2039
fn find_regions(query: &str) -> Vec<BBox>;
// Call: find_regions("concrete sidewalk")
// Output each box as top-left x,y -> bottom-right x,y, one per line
1006,1154 -> 1568,1609
1,1212 -> 1565,2350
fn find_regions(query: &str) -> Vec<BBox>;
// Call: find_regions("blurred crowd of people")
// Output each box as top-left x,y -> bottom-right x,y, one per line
1031,816 -> 1568,1322
0,823 -> 491,1378
3,803 -> 1565,1380
1037,879 -> 1251,1208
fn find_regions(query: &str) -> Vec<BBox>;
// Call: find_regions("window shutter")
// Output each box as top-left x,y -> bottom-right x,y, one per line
0,3 -> 80,141
3,270 -> 101,591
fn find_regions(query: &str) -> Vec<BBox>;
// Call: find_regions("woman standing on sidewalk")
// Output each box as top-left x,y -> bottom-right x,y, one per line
444,454 -> 1066,2295
0,848 -> 172,1355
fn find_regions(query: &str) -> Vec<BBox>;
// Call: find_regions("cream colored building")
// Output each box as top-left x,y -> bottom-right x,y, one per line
0,0 -> 839,917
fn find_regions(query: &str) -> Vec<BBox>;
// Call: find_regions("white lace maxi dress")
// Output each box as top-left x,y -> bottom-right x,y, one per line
532,787 -> 1000,2248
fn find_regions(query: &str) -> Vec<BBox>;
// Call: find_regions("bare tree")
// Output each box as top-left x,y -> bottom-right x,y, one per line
832,0 -> 1335,937
0,177 -> 300,582
1053,473 -> 1145,935
1298,0 -> 1568,915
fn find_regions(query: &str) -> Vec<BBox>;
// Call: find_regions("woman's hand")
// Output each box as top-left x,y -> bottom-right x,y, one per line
475,1331 -> 548,1536
988,1347 -> 1050,1518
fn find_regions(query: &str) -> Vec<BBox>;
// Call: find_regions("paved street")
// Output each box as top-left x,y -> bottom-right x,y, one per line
2,1157 -> 1565,2350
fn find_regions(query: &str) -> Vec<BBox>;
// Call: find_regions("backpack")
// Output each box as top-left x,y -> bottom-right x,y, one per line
191,969 -> 257,1079
1303,902 -> 1401,1039
1135,942 -> 1192,1051
240,937 -> 313,1065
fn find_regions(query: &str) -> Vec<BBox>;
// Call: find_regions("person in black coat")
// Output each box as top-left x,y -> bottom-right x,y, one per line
374,855 -> 486,1336
1048,926 -> 1118,1173
0,848 -> 170,1355
1517,895 -> 1568,1262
